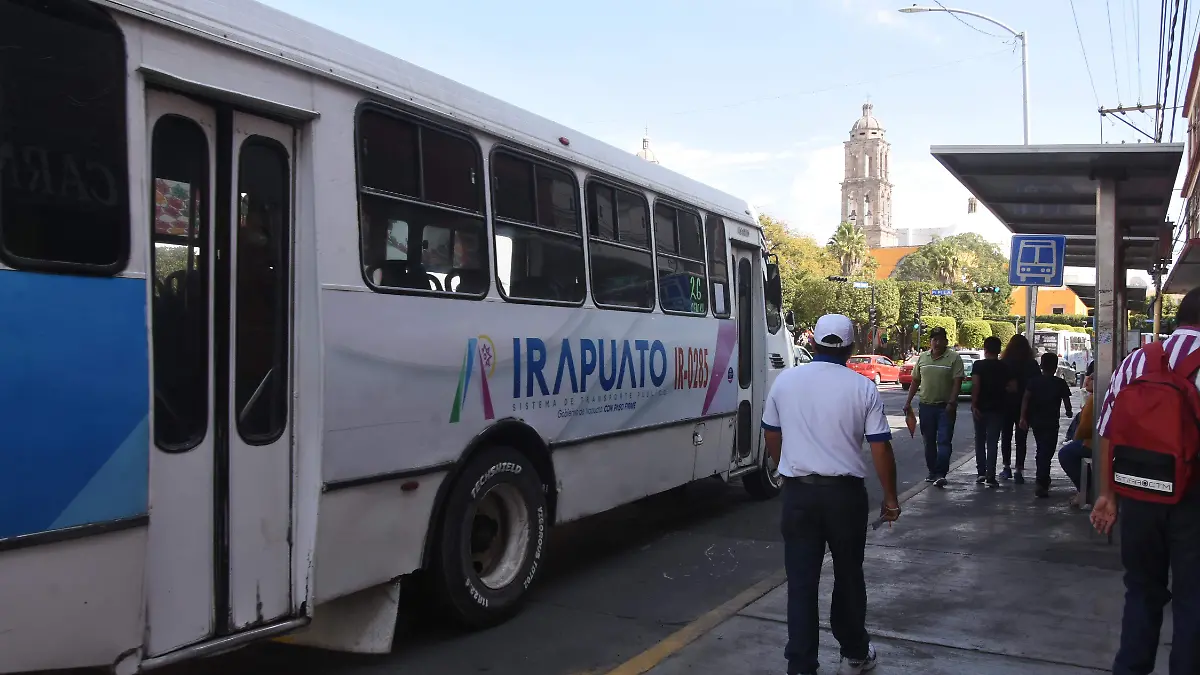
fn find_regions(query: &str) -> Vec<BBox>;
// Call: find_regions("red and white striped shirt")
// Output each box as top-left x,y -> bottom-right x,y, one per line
1097,327 -> 1200,436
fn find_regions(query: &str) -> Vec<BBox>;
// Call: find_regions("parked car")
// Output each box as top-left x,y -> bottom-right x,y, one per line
847,355 -> 901,384
961,358 -> 974,397
899,355 -> 918,390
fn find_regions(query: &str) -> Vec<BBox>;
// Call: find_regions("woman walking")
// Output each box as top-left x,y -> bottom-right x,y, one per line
999,334 -> 1041,483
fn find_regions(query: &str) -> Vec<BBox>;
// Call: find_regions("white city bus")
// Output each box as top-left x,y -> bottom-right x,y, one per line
0,1 -> 794,671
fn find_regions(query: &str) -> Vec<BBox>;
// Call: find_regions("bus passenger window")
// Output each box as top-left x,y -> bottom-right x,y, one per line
355,108 -> 487,297
586,182 -> 654,309
706,215 -> 731,318
654,202 -> 708,315
0,1 -> 129,272
491,151 -> 585,303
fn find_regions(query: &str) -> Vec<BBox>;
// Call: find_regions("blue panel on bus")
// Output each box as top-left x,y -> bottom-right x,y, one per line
0,271 -> 149,540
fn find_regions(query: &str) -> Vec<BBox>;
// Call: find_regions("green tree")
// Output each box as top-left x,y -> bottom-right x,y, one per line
892,233 -> 1013,315
827,221 -> 868,276
759,213 -> 838,318
918,316 -> 958,348
959,320 -> 992,349
988,321 -> 1017,346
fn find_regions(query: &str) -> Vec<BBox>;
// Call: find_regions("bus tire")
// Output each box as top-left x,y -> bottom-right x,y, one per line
433,446 -> 547,629
743,457 -> 783,501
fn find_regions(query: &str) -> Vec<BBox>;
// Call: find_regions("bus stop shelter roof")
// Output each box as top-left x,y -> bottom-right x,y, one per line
931,143 -> 1182,271
1067,283 -> 1147,312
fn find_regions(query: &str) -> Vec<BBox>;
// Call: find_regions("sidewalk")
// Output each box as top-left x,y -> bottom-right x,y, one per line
643,454 -> 1174,674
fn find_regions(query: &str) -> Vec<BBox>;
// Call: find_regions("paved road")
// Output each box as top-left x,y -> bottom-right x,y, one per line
163,384 -> 979,675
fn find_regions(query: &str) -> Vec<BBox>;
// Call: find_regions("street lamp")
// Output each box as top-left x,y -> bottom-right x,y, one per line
899,4 -> 1036,337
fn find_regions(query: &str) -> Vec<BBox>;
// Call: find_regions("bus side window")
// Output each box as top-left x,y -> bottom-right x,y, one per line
0,1 -> 129,273
491,151 -> 585,304
706,215 -> 730,318
355,108 -> 487,296
585,181 -> 654,310
654,202 -> 708,315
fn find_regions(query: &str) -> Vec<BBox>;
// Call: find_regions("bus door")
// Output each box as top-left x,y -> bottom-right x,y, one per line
144,89 -> 299,657
731,243 -> 765,466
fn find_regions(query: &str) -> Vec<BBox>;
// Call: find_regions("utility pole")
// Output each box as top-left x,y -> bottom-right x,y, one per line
1097,103 -> 1162,143
870,284 -> 878,354
916,292 -> 924,352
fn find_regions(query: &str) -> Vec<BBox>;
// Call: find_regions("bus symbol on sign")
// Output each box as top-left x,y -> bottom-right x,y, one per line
1008,235 -> 1066,287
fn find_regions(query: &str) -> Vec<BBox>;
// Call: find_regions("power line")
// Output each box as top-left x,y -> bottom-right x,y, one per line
1136,0 -> 1144,101
1157,0 -> 1168,135
1106,0 -> 1123,101
1069,0 -> 1103,107
580,49 -> 1011,124
1157,0 -> 1182,140
1169,0 -> 1188,141
933,0 -> 1007,40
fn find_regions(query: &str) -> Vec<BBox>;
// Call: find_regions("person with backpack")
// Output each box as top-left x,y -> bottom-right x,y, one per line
1091,287 -> 1200,675
1019,352 -> 1074,499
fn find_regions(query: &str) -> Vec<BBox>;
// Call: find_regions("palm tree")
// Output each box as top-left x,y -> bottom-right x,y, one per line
927,241 -> 963,285
827,221 -> 868,276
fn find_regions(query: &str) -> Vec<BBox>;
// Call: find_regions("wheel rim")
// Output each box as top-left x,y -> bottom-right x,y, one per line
466,483 -> 531,591
874,373 -> 881,384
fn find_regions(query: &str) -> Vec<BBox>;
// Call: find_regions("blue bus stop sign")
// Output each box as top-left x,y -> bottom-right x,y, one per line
1008,234 -> 1067,287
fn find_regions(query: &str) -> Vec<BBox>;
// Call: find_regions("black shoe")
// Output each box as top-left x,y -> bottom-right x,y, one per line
976,475 -> 988,484
935,477 -> 948,487
1000,467 -> 1012,480
1035,485 -> 1049,499
925,474 -> 937,483
1014,472 -> 1025,485
986,477 -> 1000,488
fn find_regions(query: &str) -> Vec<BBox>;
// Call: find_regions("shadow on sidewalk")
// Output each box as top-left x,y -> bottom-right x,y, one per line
648,457 -> 1174,674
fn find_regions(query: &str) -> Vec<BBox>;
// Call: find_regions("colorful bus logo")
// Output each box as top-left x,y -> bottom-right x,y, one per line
449,335 -> 497,423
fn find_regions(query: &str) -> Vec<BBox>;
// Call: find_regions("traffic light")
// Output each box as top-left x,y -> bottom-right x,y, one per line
868,306 -> 877,325
975,285 -> 1002,293
827,275 -> 848,282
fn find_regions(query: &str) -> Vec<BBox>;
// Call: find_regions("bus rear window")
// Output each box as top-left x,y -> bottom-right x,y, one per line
0,0 -> 129,272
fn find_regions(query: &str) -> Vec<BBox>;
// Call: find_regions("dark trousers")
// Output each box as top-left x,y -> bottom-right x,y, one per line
1031,424 -> 1059,487
973,410 -> 1004,478
1113,487 -> 1200,675
1057,440 -> 1091,491
1001,414 -> 1028,471
781,478 -> 870,675
919,403 -> 955,478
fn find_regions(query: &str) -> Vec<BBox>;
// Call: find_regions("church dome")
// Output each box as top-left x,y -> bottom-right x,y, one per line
636,128 -> 660,164
851,103 -> 884,138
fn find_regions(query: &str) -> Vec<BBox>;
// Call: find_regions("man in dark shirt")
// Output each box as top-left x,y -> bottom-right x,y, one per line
971,336 -> 1007,487
1020,352 -> 1074,499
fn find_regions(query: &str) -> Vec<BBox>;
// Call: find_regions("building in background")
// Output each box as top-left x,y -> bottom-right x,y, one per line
900,226 -> 955,246
636,127 -> 660,165
1164,32 -> 1200,293
841,103 -> 896,247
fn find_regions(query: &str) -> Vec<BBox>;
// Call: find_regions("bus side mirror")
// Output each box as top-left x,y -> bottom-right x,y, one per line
785,310 -> 796,329
766,262 -> 783,308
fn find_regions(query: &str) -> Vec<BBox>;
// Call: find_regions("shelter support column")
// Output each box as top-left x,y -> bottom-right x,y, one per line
1093,177 -> 1119,447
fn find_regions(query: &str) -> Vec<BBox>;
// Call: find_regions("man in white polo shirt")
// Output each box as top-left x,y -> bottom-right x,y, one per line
762,313 -> 900,675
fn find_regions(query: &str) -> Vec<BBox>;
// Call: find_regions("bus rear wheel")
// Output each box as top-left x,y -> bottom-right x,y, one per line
743,453 -> 783,500
433,446 -> 547,629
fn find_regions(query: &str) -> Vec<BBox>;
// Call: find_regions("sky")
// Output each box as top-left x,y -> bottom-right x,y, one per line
258,0 -> 1194,255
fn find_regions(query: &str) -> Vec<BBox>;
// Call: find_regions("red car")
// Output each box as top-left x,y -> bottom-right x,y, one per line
899,355 -> 919,390
847,355 -> 901,384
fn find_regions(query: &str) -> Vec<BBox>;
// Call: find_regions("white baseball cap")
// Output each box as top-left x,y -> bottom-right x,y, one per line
812,314 -> 855,348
